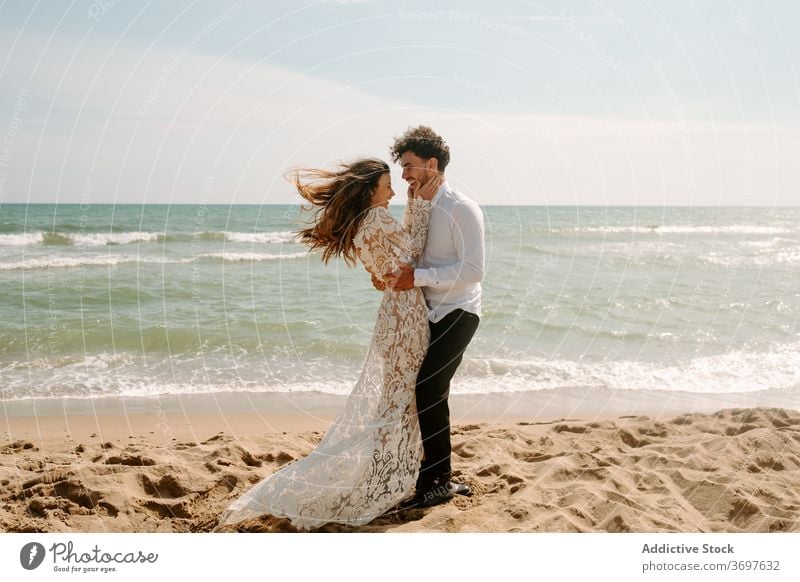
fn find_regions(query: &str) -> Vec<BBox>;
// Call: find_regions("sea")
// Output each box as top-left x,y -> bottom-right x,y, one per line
1,203 -> 799,404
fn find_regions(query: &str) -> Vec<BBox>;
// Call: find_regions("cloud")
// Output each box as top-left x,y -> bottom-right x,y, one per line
1,26 -> 796,206
0,28 -> 409,204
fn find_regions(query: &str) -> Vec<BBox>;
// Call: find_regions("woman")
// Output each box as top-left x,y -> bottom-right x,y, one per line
215,158 -> 441,530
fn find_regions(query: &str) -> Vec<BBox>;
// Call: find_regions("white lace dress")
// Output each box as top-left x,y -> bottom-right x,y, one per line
216,199 -> 432,530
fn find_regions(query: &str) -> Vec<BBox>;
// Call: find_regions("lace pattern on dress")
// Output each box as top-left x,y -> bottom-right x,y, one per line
217,199 -> 431,530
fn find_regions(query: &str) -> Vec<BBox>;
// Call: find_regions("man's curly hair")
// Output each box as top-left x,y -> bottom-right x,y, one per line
389,125 -> 450,172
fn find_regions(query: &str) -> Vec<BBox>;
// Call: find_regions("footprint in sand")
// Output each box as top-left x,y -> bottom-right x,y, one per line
1,441 -> 38,454
105,454 -> 156,466
138,474 -> 190,498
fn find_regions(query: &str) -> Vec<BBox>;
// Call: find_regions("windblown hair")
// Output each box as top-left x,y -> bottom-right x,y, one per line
291,158 -> 389,266
389,125 -> 450,172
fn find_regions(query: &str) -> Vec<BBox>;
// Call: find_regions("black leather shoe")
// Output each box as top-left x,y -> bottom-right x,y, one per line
397,494 -> 424,510
415,480 -> 471,508
397,479 -> 472,510
451,481 -> 471,496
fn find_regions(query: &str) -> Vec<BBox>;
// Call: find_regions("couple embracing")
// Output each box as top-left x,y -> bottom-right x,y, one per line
216,126 -> 485,530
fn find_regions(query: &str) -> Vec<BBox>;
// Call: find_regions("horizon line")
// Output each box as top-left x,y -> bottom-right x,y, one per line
3,203 -> 799,209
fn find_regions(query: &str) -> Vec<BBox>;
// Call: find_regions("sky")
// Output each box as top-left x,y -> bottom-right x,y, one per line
0,0 -> 798,206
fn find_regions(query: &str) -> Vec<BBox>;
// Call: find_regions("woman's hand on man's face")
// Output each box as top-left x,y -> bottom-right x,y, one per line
415,174 -> 443,201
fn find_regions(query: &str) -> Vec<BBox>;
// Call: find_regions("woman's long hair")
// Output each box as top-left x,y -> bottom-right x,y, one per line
291,158 -> 389,266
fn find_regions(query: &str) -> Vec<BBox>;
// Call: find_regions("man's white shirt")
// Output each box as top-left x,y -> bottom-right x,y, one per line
411,181 -> 485,323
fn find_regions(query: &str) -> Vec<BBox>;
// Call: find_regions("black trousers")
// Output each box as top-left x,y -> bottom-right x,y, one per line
415,308 -> 480,487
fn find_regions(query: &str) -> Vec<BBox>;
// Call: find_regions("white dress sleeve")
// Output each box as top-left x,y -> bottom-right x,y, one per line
355,201 -> 432,282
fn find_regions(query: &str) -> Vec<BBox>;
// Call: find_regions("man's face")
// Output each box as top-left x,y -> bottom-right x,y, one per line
400,151 -> 436,192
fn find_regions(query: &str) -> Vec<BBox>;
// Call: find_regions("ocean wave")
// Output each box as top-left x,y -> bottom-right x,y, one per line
557,238 -> 800,268
71,232 -> 163,246
0,231 -> 164,246
0,255 -> 141,270
222,231 -> 297,244
3,342 -> 799,400
453,344 -> 800,394
0,370 -> 356,400
567,225 -> 792,235
195,251 -> 307,262
703,248 -> 800,267
0,382 -> 357,400
0,251 -> 308,270
0,232 -> 45,246
0,230 -> 298,246
161,230 -> 299,244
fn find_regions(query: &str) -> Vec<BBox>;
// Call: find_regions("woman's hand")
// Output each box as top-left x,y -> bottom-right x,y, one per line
385,263 -> 414,291
414,174 -> 443,201
370,272 -> 386,291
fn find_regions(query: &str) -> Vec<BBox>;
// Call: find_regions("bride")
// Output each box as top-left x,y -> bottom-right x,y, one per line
215,158 -> 441,530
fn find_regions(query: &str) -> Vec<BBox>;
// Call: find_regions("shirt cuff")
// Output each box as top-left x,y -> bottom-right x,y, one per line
413,268 -> 428,287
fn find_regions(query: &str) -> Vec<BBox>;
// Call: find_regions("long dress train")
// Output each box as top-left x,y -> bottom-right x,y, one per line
216,198 -> 432,530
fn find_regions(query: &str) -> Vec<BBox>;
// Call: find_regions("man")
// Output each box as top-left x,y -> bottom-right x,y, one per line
385,125 -> 485,508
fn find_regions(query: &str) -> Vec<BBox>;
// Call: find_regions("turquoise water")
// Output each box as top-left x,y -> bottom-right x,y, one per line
1,203 -> 799,400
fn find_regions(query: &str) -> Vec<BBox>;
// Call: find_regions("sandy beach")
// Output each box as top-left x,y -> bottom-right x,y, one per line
2,391 -> 799,533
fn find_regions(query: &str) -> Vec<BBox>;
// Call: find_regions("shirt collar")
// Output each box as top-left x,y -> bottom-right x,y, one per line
431,179 -> 448,206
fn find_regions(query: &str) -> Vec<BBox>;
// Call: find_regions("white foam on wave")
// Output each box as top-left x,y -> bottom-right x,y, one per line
5,353 -> 137,371
0,231 -> 161,246
580,241 -> 687,257
71,231 -> 161,245
0,230 -> 299,246
223,231 -> 298,244
565,237 -> 800,267
0,255 -> 139,270
576,225 -> 791,235
0,232 -> 44,246
1,371 -> 355,400
196,251 -> 306,262
453,343 -> 800,395
704,248 -> 800,267
5,342 -> 799,400
0,251 -> 308,270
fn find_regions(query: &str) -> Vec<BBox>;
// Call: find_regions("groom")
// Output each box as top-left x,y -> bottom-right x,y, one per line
385,126 -> 485,508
